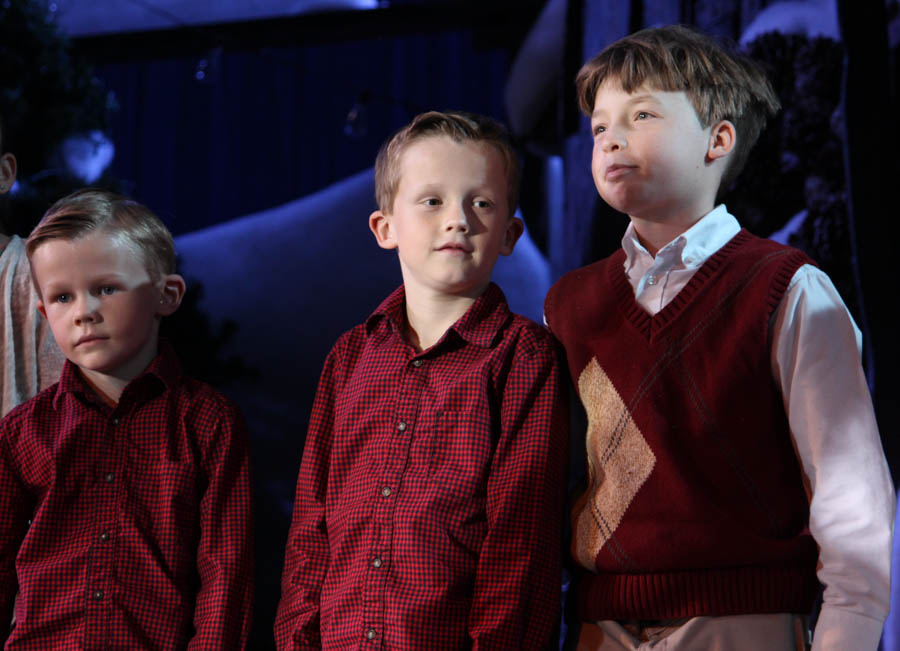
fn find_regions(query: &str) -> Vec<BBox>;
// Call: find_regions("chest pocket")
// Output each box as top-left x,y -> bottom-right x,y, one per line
125,433 -> 202,556
425,409 -> 493,498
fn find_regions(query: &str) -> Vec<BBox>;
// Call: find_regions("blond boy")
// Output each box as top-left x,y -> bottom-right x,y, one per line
275,111 -> 567,650
544,26 -> 894,650
0,189 -> 253,648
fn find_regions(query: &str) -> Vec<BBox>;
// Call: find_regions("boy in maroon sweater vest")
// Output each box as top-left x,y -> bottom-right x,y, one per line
544,25 -> 894,650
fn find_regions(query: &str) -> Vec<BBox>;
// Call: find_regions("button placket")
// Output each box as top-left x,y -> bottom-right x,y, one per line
363,356 -> 425,642
88,410 -> 125,630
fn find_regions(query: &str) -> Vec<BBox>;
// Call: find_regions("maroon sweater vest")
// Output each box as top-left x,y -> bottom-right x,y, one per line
545,230 -> 820,621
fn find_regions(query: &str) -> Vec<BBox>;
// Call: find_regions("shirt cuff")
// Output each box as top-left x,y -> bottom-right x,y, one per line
812,606 -> 885,651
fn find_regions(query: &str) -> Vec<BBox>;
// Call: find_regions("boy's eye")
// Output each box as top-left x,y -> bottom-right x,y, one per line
636,111 -> 652,120
55,293 -> 71,304
592,124 -> 605,135
98,286 -> 117,296
473,199 -> 492,209
423,198 -> 441,206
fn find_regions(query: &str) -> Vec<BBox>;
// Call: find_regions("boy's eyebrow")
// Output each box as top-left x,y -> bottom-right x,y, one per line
412,182 -> 498,196
591,93 -> 664,119
626,93 -> 663,106
36,280 -> 68,295
40,272 -> 127,289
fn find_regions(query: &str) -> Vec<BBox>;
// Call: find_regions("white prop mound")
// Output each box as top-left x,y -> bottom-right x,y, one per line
175,168 -> 552,408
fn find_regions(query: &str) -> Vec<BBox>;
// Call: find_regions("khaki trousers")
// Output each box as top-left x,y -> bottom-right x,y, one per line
576,614 -> 808,650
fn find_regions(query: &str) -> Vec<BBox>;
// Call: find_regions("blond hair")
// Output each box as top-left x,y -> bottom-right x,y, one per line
26,189 -> 176,281
576,25 -> 780,198
374,110 -> 520,217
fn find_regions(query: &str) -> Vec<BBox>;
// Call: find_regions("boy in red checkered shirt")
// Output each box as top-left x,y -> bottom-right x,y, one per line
275,111 -> 568,650
0,189 -> 253,649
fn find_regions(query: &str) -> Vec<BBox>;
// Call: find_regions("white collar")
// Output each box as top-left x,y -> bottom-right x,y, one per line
622,204 -> 741,271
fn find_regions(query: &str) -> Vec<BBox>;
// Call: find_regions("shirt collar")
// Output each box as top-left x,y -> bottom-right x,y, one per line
53,339 -> 183,409
622,204 -> 741,271
366,282 -> 511,350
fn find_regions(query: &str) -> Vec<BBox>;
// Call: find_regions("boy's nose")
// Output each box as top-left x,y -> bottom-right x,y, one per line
444,205 -> 471,232
602,132 -> 626,152
73,295 -> 100,324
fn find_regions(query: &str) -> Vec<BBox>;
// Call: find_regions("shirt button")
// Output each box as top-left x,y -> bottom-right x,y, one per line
372,557 -> 382,568
397,421 -> 406,432
111,417 -> 120,426
99,532 -> 109,542
381,486 -> 392,498
646,274 -> 657,286
412,359 -> 423,368
92,590 -> 104,601
365,628 -> 377,640
104,473 -> 115,483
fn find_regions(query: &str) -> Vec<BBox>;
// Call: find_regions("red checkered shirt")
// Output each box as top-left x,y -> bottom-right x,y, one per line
274,283 -> 567,650
0,341 -> 253,650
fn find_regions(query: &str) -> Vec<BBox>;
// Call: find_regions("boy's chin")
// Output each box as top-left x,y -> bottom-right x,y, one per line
432,280 -> 492,300
595,190 -> 631,216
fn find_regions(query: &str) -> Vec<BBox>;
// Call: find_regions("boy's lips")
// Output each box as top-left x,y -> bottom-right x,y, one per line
604,163 -> 637,180
75,334 -> 108,347
436,241 -> 473,254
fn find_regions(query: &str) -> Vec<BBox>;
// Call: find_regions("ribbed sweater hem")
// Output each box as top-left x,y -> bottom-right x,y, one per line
578,564 -> 820,620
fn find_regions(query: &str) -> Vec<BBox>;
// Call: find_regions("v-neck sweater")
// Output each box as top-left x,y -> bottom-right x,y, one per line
545,230 -> 820,620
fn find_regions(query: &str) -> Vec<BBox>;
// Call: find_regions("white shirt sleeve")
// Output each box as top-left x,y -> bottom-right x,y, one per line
771,264 -> 896,651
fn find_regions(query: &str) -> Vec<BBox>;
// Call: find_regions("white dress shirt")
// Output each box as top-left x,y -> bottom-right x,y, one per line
620,205 -> 895,651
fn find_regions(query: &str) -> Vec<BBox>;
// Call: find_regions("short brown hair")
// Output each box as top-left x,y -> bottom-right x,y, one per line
576,25 -> 780,198
26,189 -> 176,281
374,110 -> 520,217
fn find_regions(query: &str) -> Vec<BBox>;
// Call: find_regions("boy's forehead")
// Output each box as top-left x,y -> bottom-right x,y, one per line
594,78 -> 660,103
398,136 -> 506,184
591,80 -> 690,114
32,231 -> 148,275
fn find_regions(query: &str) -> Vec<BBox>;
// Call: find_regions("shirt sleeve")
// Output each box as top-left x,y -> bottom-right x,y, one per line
469,333 -> 568,649
188,399 -> 254,650
17,254 -> 65,395
274,344 -> 341,651
0,416 -> 32,642
771,264 -> 895,651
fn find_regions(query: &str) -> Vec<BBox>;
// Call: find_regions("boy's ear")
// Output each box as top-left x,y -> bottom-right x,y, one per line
707,119 -> 736,162
156,274 -> 186,317
369,210 -> 397,250
499,216 -> 525,256
36,299 -> 46,320
0,152 -> 17,193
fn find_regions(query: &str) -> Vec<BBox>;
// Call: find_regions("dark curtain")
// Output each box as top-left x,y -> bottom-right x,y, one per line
94,30 -> 511,236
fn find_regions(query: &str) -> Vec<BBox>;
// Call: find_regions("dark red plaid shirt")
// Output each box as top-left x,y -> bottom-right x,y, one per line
0,342 -> 253,650
274,283 -> 567,650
